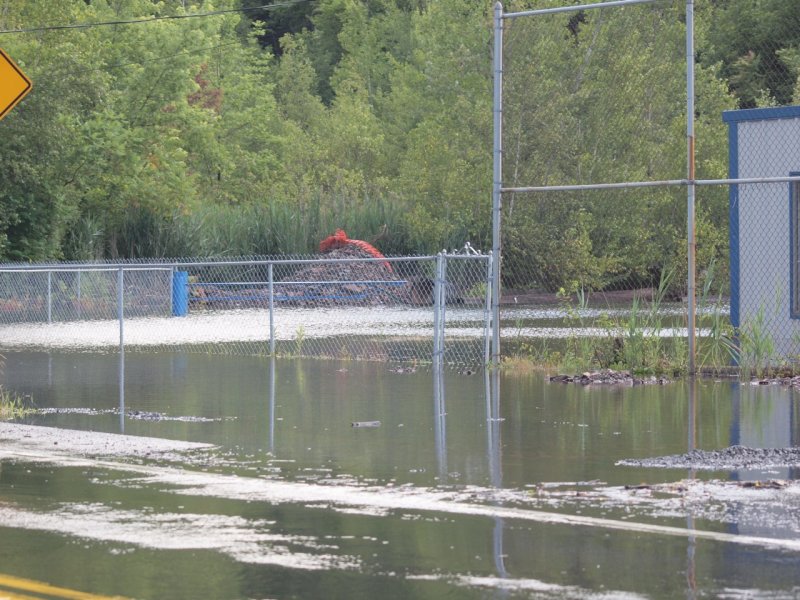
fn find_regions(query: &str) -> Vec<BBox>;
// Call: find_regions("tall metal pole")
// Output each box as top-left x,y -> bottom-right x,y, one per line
268,263 -> 275,356
117,267 -> 124,352
491,2 -> 504,366
46,271 -> 52,324
433,253 -> 443,369
76,270 -> 82,320
484,252 -> 494,366
118,267 -> 125,432
686,0 -> 696,374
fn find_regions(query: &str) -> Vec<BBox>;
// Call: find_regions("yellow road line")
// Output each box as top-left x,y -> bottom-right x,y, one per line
0,574 -> 127,600
0,591 -> 44,600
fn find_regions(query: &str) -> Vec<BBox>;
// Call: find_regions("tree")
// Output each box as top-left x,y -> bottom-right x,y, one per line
701,0 -> 800,108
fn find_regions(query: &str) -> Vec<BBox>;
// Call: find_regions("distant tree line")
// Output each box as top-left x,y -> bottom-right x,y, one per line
1,0 -> 798,293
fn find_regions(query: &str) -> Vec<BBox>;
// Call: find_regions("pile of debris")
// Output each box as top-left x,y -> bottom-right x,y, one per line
189,229 -> 458,308
276,245 -> 412,307
549,369 -> 671,386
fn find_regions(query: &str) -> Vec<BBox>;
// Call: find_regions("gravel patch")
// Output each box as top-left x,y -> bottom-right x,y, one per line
616,445 -> 800,470
550,369 -> 672,386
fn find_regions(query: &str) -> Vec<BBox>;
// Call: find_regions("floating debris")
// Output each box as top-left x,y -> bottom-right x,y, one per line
31,407 -> 227,423
549,369 -> 670,386
126,410 -> 226,423
738,480 -> 789,489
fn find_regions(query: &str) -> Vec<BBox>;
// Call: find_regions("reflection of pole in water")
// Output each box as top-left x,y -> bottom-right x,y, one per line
269,357 -> 276,454
493,517 -> 508,580
485,368 -> 507,580
433,365 -> 447,482
686,379 -> 697,599
688,379 -> 697,454
486,368 -> 502,488
730,381 -> 741,446
118,348 -> 125,434
793,393 -> 799,480
118,267 -> 125,434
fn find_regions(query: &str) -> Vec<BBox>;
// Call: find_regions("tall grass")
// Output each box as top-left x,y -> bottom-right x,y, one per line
558,287 -> 598,371
66,191 -> 424,260
736,305 -> 777,379
506,266 -> 791,380
697,260 -> 737,371
612,268 -> 687,375
0,354 -> 31,421
509,269 -> 699,376
0,387 -> 31,420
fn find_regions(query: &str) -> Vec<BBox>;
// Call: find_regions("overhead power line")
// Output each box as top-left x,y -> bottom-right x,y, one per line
0,0 -> 312,35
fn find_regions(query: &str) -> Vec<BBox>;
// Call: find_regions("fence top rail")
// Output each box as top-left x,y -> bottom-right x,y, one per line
0,254 -> 489,273
502,0 -> 665,20
502,175 -> 800,194
0,266 -> 174,273
192,280 -> 409,286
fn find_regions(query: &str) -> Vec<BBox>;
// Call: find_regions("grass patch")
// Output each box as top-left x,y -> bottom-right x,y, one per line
503,270 -> 729,378
0,387 -> 32,421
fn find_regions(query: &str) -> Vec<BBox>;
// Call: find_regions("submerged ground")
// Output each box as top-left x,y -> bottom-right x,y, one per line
0,350 -> 798,599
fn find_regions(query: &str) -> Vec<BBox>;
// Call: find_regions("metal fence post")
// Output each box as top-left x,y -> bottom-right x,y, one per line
433,253 -> 443,368
484,252 -> 494,366
686,0 -> 697,374
440,252 -> 448,364
268,262 -> 275,356
491,1 -> 504,367
76,270 -> 82,320
46,270 -> 52,324
117,267 -> 124,353
169,266 -> 175,316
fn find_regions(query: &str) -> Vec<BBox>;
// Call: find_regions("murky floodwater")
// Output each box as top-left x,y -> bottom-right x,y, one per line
0,350 -> 799,599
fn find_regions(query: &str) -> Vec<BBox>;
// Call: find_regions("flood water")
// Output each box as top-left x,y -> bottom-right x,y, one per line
0,350 -> 799,599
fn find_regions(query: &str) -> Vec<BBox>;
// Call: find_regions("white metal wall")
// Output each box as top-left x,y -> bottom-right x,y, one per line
730,107 -> 800,357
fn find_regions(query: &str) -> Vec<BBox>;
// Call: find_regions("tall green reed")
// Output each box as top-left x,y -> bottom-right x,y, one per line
103,192 -> 415,259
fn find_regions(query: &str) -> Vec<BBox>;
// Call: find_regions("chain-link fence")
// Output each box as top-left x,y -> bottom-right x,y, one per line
0,253 -> 491,368
492,0 -> 800,371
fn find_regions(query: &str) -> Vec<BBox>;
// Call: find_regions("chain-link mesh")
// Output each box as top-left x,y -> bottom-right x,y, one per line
496,0 -> 800,370
0,254 -> 490,368
498,2 -> 696,365
0,267 -> 172,323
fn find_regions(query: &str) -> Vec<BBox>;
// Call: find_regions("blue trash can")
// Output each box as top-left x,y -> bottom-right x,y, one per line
172,271 -> 189,317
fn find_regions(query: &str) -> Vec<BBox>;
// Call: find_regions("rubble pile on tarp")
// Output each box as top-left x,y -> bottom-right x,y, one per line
275,245 -> 413,306
190,230 -> 443,308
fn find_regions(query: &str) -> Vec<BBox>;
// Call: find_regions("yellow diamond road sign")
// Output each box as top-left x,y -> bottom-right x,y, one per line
0,47 -> 32,121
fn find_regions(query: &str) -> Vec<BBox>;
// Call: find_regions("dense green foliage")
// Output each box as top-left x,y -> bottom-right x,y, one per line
1,0 -> 798,293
